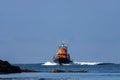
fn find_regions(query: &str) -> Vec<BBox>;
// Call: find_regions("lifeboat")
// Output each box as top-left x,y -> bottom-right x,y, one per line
53,42 -> 73,65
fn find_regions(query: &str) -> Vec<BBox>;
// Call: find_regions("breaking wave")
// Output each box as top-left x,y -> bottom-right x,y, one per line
74,62 -> 102,65
42,61 -> 119,66
42,61 -> 104,66
42,62 -> 59,66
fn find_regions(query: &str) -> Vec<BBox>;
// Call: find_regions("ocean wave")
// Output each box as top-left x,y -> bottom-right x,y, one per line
42,62 -> 59,66
42,61 -> 119,66
42,61 -> 74,66
74,62 -> 102,65
42,61 -> 103,66
97,63 -> 117,65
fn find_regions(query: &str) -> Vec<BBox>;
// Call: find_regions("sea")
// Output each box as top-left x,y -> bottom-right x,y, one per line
0,62 -> 120,80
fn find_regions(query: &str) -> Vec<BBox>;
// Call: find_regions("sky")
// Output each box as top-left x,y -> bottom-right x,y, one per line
0,0 -> 120,63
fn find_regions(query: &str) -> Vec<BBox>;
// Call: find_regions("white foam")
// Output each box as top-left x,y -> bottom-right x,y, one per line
42,62 -> 59,66
74,62 -> 102,65
42,61 -> 102,66
42,61 -> 74,66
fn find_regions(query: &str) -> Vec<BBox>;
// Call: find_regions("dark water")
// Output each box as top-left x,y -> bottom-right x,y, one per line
0,63 -> 120,80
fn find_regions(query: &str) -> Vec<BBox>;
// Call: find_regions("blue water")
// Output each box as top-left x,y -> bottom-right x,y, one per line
0,63 -> 120,80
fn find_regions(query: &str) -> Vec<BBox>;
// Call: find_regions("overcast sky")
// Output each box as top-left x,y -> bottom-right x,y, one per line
0,0 -> 120,63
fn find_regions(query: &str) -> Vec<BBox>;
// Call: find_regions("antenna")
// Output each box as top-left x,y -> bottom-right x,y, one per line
61,41 -> 68,49
61,41 -> 65,47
